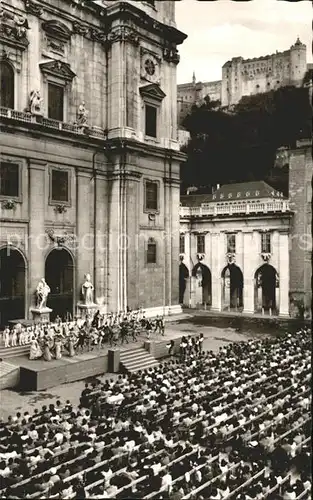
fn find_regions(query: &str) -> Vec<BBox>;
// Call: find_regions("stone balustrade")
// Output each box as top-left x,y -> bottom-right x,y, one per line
180,199 -> 290,217
0,106 -> 106,139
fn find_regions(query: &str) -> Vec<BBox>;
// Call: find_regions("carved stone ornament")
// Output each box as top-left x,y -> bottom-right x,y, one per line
179,253 -> 185,261
0,7 -> 30,47
1,199 -> 16,210
163,46 -> 180,65
72,21 -> 90,37
196,253 -> 205,261
226,252 -> 236,264
261,252 -> 271,263
24,0 -> 43,17
90,28 -> 107,43
107,26 -> 139,46
39,60 -> 76,82
46,228 -> 74,247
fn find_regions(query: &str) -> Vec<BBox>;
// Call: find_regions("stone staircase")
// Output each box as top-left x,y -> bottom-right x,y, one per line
0,361 -> 20,390
0,344 -> 30,359
119,347 -> 159,374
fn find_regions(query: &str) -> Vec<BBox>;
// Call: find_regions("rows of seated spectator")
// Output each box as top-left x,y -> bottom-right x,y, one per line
0,328 -> 311,499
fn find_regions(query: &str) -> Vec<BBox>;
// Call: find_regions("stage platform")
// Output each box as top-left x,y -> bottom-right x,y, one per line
6,323 -> 196,392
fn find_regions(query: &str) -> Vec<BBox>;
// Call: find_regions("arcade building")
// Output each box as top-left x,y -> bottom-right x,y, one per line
179,181 -> 292,317
0,0 -> 187,327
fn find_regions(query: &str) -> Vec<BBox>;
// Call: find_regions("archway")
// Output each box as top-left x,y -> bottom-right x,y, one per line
0,247 -> 26,328
221,264 -> 243,311
192,262 -> 212,306
45,248 -> 74,321
254,264 -> 278,314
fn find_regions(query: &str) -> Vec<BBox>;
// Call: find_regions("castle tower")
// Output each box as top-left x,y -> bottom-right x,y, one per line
289,37 -> 307,86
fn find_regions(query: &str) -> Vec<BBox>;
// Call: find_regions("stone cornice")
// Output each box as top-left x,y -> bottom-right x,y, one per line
106,2 -> 187,46
106,169 -> 143,182
164,177 -> 180,187
23,0 -> 43,17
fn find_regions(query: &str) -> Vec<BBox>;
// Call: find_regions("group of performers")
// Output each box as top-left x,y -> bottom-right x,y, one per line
2,309 -> 165,362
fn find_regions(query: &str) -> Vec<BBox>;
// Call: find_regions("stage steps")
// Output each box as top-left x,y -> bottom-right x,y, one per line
119,347 -> 158,374
0,361 -> 20,390
0,344 -> 30,359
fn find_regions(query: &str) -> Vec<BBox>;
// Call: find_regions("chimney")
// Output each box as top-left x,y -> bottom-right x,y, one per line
216,184 -> 220,190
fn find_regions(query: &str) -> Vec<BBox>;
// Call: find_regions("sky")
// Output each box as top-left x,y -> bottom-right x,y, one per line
175,0 -> 312,84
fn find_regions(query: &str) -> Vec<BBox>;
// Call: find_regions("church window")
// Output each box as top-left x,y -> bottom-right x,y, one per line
0,61 -> 14,109
0,161 -> 19,198
180,234 -> 185,254
261,232 -> 271,253
145,104 -> 157,138
226,233 -> 236,253
51,168 -> 69,202
48,82 -> 64,121
196,234 -> 205,254
147,238 -> 157,264
144,180 -> 158,212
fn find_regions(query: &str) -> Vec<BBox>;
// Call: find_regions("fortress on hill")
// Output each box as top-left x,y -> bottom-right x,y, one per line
177,38 -> 308,123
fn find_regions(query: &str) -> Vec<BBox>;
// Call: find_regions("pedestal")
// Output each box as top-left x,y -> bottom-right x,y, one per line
77,303 -> 98,319
30,307 -> 52,324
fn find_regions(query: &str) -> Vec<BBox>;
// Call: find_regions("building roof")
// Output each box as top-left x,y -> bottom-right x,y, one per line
181,181 -> 286,207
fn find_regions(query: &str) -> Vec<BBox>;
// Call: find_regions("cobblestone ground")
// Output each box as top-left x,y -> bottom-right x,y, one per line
0,315 -> 274,422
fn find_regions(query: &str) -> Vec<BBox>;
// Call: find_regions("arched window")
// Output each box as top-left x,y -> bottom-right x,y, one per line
147,238 -> 157,264
0,61 -> 14,109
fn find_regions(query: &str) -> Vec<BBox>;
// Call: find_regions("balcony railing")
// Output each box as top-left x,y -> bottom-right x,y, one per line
180,199 -> 290,217
0,107 -> 106,139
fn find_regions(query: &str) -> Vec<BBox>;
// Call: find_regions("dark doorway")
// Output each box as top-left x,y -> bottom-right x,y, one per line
192,262 -> 212,306
255,264 -> 278,314
221,264 -> 243,310
45,249 -> 74,321
0,247 -> 25,328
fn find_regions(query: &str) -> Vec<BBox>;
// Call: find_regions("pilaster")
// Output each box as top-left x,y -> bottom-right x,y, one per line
28,160 -> 46,313
211,232 -> 222,311
94,171 -> 108,307
279,231 -> 290,317
76,169 -> 93,304
243,231 -> 255,314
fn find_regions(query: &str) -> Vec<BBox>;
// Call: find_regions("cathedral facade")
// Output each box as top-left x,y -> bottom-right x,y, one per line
0,0 -> 187,326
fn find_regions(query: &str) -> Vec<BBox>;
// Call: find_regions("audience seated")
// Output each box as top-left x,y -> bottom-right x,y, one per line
0,328 -> 310,499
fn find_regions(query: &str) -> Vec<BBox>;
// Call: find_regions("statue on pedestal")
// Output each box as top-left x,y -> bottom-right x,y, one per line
77,101 -> 88,126
29,90 -> 43,115
82,273 -> 94,305
36,278 -> 50,309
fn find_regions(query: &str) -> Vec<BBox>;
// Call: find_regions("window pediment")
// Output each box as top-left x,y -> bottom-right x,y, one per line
42,20 -> 72,41
40,60 -> 76,82
139,83 -> 166,102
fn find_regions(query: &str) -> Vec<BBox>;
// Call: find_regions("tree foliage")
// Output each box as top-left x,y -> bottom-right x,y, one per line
180,86 -> 312,195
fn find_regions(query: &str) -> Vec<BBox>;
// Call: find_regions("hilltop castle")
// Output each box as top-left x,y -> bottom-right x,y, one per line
177,38 -> 308,124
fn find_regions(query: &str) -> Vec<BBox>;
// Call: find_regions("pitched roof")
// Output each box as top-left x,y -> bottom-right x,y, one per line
181,181 -> 286,207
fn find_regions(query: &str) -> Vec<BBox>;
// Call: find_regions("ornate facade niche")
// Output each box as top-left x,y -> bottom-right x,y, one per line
0,8 -> 30,50
140,47 -> 161,84
24,0 -> 43,17
39,60 -> 76,84
139,83 -> 166,102
163,45 -> 180,65
42,20 -> 72,56
107,27 -> 139,47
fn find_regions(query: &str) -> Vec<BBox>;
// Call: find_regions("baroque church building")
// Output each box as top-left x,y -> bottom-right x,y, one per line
0,0 -> 187,326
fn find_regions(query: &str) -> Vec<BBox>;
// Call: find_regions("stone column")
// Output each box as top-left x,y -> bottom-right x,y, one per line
278,231 -> 290,317
243,231 -> 255,314
28,160 -> 47,315
76,169 -> 93,308
211,232 -> 222,311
